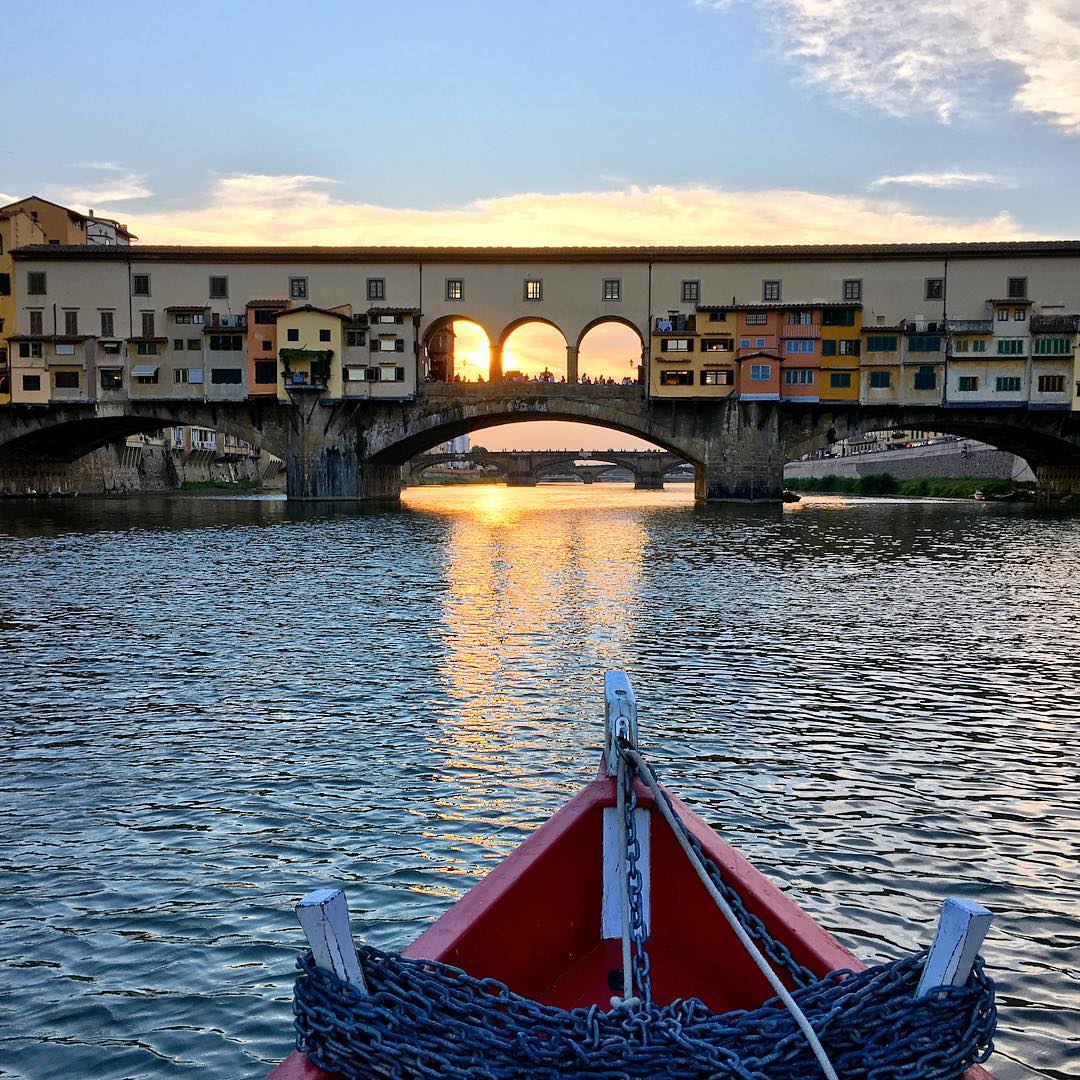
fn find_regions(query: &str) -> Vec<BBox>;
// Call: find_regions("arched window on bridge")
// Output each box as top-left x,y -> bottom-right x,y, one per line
577,320 -> 644,385
424,318 -> 491,383
500,320 -> 568,383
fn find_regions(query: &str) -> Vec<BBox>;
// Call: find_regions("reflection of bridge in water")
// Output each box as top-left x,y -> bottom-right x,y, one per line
408,449 -> 693,489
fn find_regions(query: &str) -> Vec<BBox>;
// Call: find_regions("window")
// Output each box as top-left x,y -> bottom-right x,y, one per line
209,334 -> 243,351
141,312 -> 155,338
784,368 -> 814,385
739,338 -> 750,348
709,311 -> 727,322
829,372 -> 852,389
957,376 -> 979,392
1013,308 -> 1026,321
756,337 -> 766,347
681,280 -> 699,302
374,338 -> 404,352
784,339 -> 814,354
289,277 -> 308,299
913,366 -> 937,390
869,370 -> 891,388
286,327 -> 299,342
29,310 -> 44,335
821,340 -> 836,357
261,340 -> 272,351
254,309 -> 276,324
996,339 -> 1024,355
446,278 -> 464,301
701,338 -> 732,352
19,342 -> 43,358
925,278 -> 944,300
0,273 -> 9,296
745,313 -> 768,325
345,366 -> 367,381
842,279 -> 862,301
319,328 -> 331,343
137,342 -> 157,356
997,308 -> 1009,321
659,369 -> 694,386
866,335 -> 898,352
659,338 -> 691,352
995,376 -> 1022,392
908,335 -> 941,352
838,339 -> 860,356
254,360 -> 277,384
1034,337 -> 1070,355
822,307 -> 857,327
1038,374 -> 1066,393
346,330 -> 366,347
749,364 -> 771,382
100,369 -> 123,390
953,337 -> 970,352
22,374 -> 41,391
1007,276 -> 1027,299
762,280 -> 781,302
132,274 -> 150,296
524,278 -> 543,301
175,313 -> 191,324
789,310 -> 812,325
210,368 -> 243,384
701,369 -> 734,385
187,339 -> 201,350
100,311 -> 115,337
173,338 -> 184,351
174,368 -> 190,384
603,279 -> 621,301
188,368 -> 204,384
367,278 -> 386,301
27,271 -> 46,295
208,276 -> 228,299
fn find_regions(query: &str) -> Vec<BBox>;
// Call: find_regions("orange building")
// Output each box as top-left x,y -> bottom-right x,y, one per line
778,306 -> 822,402
247,299 -> 290,396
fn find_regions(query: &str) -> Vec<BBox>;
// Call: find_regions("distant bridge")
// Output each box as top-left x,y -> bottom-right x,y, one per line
408,448 -> 691,488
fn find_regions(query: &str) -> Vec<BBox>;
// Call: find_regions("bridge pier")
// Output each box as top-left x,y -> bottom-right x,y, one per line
505,471 -> 538,487
634,458 -> 665,490
1035,463 -> 1080,497
286,400 -> 401,502
694,402 -> 784,503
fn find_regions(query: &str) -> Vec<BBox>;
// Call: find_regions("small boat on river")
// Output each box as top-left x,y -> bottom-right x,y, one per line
268,673 -> 996,1079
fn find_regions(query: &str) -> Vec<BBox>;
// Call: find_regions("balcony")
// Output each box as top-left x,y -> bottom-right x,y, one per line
946,319 -> 993,333
654,315 -> 696,333
781,323 -> 820,339
205,313 -> 247,330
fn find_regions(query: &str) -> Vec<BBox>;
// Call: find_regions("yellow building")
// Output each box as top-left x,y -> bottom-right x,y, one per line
858,325 -> 902,403
276,305 -> 350,401
0,208 -> 46,404
1029,314 -> 1078,411
649,309 -> 738,398
818,305 -> 862,402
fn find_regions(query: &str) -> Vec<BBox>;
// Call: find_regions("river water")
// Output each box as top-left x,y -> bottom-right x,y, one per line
0,486 -> 1076,1080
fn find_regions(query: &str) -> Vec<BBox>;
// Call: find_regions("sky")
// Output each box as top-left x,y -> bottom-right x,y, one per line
3,0 -> 1078,449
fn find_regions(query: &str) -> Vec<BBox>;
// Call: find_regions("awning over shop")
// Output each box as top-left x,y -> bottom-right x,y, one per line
131,364 -> 159,377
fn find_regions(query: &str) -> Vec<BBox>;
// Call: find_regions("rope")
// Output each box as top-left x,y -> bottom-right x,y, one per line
623,748 -> 838,1079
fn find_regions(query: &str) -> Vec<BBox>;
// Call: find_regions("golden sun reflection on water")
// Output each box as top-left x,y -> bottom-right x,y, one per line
403,483 -> 672,880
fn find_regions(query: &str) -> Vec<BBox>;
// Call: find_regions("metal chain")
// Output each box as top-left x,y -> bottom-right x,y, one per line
620,757 -> 652,1004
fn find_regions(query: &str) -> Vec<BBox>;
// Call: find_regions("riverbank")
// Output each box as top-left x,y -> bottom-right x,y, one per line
786,474 -> 1035,499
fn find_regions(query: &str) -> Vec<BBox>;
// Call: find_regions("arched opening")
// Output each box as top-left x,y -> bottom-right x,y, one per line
576,319 -> 645,386
499,319 -> 568,383
423,317 -> 493,383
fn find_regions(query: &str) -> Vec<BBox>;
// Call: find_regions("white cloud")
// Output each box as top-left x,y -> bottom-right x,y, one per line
698,0 -> 1080,133
869,171 -> 1012,190
49,162 -> 153,206
90,174 -> 1035,246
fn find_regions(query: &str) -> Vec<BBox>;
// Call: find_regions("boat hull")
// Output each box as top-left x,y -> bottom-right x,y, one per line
269,772 -> 992,1078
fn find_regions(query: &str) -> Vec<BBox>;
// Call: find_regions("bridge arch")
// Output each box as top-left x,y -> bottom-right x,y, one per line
0,402 -> 287,463
497,318 -> 571,382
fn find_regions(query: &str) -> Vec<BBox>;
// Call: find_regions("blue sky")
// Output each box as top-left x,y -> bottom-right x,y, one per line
4,0 -> 1079,243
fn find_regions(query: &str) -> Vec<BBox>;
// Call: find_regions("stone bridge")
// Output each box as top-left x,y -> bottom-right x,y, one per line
408,447 -> 690,488
0,383 -> 1079,500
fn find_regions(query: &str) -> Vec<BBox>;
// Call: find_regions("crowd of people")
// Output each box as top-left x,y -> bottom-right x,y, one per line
429,368 -> 641,385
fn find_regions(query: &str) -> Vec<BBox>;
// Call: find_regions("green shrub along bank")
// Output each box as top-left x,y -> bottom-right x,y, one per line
785,474 -> 1028,499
